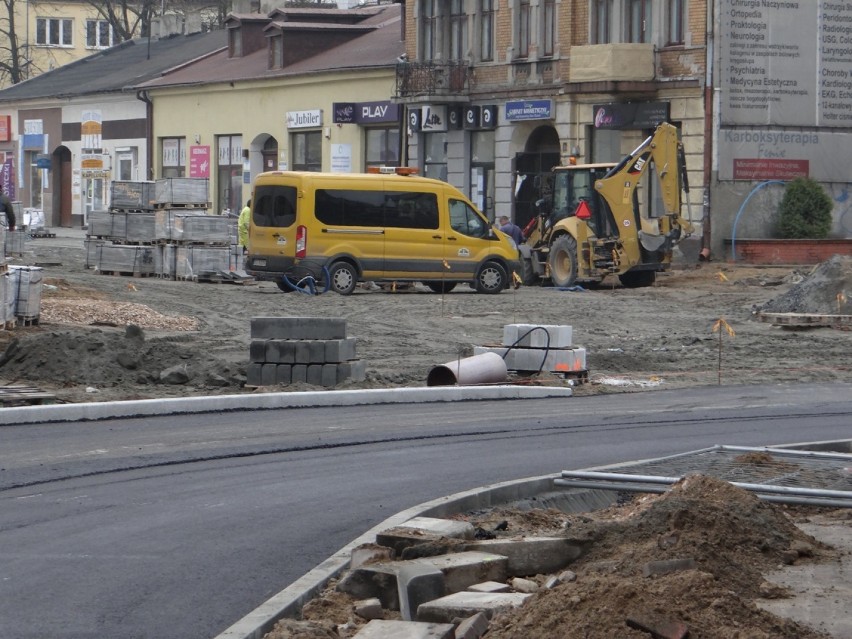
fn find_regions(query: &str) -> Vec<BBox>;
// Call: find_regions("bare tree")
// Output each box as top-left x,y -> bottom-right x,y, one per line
88,0 -> 158,40
0,0 -> 27,84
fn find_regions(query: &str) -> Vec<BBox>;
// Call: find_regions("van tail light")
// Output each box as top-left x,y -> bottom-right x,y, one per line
575,200 -> 592,220
296,225 -> 307,258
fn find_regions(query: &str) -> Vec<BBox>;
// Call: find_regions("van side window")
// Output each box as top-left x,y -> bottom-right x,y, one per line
316,189 -> 384,227
449,199 -> 488,238
385,192 -> 439,230
253,185 -> 297,228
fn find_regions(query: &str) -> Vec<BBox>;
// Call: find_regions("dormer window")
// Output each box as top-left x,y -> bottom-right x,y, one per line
229,26 -> 242,58
269,34 -> 283,69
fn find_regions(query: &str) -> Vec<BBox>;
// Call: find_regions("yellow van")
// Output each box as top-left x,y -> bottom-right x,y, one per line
245,170 -> 520,295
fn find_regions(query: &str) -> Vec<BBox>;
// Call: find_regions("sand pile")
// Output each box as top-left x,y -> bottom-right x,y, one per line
758,255 -> 851,315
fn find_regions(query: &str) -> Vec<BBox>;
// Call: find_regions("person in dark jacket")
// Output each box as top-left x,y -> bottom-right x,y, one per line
0,186 -> 16,231
498,215 -> 523,246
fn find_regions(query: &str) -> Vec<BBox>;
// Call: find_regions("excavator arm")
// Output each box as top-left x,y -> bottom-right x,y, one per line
595,123 -> 693,265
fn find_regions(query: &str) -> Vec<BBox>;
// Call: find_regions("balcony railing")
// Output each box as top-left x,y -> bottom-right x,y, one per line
394,61 -> 471,102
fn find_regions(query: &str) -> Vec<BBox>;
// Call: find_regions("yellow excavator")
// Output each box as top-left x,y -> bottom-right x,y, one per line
518,122 -> 694,288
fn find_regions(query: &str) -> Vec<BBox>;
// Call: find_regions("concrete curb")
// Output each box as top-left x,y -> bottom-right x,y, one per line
1,385 -> 573,425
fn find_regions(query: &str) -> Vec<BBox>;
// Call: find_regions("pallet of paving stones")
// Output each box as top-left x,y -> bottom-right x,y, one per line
29,230 -> 56,238
110,181 -> 157,211
757,312 -> 852,328
0,384 -> 57,406
154,178 -> 209,207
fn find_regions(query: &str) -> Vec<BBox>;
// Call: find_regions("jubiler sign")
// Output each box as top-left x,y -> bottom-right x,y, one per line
287,110 -> 323,129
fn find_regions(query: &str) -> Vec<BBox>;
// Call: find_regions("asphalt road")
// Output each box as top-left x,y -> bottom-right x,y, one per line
1,383 -> 850,639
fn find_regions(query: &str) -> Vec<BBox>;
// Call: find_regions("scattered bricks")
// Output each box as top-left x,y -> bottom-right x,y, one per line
354,598 -> 384,621
321,363 -> 338,387
353,619 -> 455,639
338,552 -> 508,610
397,564 -> 446,621
249,340 -> 267,363
261,363 -> 277,386
467,581 -> 511,594
626,614 -> 689,639
266,340 -> 296,364
351,545 -> 394,569
503,324 -> 573,349
306,364 -> 323,386
250,316 -> 346,340
463,537 -> 584,576
454,611 -> 489,639
416,591 -> 532,624
338,359 -> 367,383
291,364 -> 307,383
275,365 -> 291,385
641,557 -> 697,578
509,577 -> 539,593
326,337 -> 357,363
246,363 -> 263,387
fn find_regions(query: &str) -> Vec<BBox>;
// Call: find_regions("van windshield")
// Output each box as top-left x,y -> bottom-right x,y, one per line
253,185 -> 297,228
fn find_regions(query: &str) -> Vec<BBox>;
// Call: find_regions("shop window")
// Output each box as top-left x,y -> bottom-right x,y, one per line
161,138 -> 186,178
423,133 -> 447,182
365,127 -> 400,169
291,131 -> 321,172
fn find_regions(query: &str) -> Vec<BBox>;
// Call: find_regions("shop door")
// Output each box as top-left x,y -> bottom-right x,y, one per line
84,178 -> 105,226
57,147 -> 72,227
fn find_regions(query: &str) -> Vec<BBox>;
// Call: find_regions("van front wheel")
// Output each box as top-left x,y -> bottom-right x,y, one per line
328,261 -> 358,295
475,261 -> 507,294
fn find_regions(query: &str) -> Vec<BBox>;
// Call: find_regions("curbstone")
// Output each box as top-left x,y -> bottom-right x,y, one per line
250,317 -> 346,340
463,537 -> 585,576
261,363 -> 277,386
416,591 -> 531,624
503,324 -> 573,349
454,611 -> 489,639
353,619 -> 455,639
325,338 -> 357,363
641,557 -> 697,578
397,564 -> 446,621
275,365 -> 291,385
249,340 -> 267,363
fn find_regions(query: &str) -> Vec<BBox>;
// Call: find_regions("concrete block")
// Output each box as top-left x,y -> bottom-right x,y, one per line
249,340 -> 267,363
503,324 -> 572,349
397,564 -> 446,621
377,517 -> 476,554
353,619 -> 455,639
510,577 -> 539,593
463,537 -> 584,576
416,591 -> 532,624
454,611 -> 489,639
467,581 -> 510,594
275,365 -> 291,385
355,598 -> 384,621
306,364 -> 323,386
338,552 -> 508,610
351,545 -> 394,569
338,359 -> 367,383
266,340 -> 295,364
309,340 -> 327,363
294,341 -> 312,364
246,363 -> 263,387
326,337 -> 357,363
291,364 -> 307,383
473,346 -> 586,374
641,557 -> 697,578
261,363 -> 277,386
251,316 -> 346,340
321,363 -> 338,387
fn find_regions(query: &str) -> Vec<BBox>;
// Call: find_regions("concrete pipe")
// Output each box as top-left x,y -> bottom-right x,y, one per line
427,352 -> 508,387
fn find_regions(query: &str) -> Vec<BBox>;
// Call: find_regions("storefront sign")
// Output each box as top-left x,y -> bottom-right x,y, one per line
420,105 -> 447,132
0,115 -> 10,142
36,154 -> 51,169
81,153 -> 104,169
332,101 -> 400,125
330,144 -> 352,173
592,102 -> 670,129
732,158 -> 809,181
505,100 -> 552,121
464,105 -> 498,130
1,157 -> 14,200
189,145 -> 210,178
287,109 -> 323,129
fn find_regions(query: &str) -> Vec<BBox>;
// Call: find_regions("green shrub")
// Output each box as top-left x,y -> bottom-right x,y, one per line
777,177 -> 834,239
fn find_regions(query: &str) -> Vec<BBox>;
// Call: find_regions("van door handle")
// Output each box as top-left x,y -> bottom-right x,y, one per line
432,234 -> 442,239
447,236 -> 457,241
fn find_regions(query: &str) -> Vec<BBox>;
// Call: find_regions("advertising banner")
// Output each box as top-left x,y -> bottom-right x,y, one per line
189,145 -> 210,178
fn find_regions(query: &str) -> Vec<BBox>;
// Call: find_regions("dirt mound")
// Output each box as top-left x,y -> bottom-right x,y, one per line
758,255 -> 851,315
266,476 -> 836,639
0,326 -> 245,396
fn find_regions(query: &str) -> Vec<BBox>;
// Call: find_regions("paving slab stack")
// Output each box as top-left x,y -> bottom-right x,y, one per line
1,265 -> 44,328
473,324 -> 587,378
85,179 -> 242,281
247,317 -> 367,387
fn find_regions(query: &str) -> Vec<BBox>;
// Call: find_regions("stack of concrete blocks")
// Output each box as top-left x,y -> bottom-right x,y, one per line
173,245 -> 231,280
111,180 -> 156,210
474,324 -> 586,376
4,265 -> 44,324
154,178 -> 209,206
247,317 -> 367,388
4,229 -> 28,257
124,213 -> 156,243
156,212 -> 231,280
94,244 -> 159,276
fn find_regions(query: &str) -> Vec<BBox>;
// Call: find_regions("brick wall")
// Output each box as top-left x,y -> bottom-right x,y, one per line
727,239 -> 852,265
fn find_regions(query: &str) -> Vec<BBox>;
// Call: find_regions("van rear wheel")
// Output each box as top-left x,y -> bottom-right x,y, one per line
328,261 -> 358,295
475,261 -> 507,294
425,281 -> 457,294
